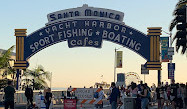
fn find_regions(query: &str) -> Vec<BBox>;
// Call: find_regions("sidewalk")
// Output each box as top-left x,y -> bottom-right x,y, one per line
0,103 -> 182,109
0,104 -> 110,109
0,103 -> 26,109
0,104 -> 159,109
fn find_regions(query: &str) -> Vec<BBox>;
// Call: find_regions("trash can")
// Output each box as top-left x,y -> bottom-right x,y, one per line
123,97 -> 136,109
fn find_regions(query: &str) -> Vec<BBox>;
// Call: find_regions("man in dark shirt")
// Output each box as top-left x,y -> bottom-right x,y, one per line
4,80 -> 15,109
45,88 -> 52,109
156,82 -> 164,108
137,81 -> 143,91
25,86 -> 33,107
170,79 -> 178,109
109,82 -> 120,109
185,82 -> 187,108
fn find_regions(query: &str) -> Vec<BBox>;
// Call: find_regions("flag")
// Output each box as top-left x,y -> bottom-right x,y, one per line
116,51 -> 123,68
160,37 -> 169,62
168,70 -> 174,79
168,63 -> 175,79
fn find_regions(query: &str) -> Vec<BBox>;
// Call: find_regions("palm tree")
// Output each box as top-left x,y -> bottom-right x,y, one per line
169,0 -> 187,54
0,46 -> 15,69
22,65 -> 51,90
0,45 -> 16,88
0,45 -> 16,79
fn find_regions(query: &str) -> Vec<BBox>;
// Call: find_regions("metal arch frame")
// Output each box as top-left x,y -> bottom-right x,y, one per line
125,72 -> 141,83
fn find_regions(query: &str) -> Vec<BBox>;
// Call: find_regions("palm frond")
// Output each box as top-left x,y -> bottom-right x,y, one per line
176,0 -> 187,9
40,71 -> 51,81
181,46 -> 186,54
169,18 -> 178,31
0,45 -> 15,69
2,45 -> 15,60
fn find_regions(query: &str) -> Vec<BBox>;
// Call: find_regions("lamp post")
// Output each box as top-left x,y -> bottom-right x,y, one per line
114,47 -> 124,83
50,72 -> 52,89
114,48 -> 117,83
163,30 -> 173,83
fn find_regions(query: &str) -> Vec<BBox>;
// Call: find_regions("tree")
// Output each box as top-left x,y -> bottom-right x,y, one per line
22,65 -> 51,90
0,46 -> 15,69
0,79 -> 8,89
169,0 -> 187,54
0,46 -> 16,89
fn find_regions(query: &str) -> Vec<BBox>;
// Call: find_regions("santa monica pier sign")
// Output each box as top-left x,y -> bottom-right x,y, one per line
14,5 -> 162,70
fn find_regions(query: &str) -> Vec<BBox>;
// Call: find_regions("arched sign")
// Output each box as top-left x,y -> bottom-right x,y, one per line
14,5 -> 162,70
25,19 -> 150,60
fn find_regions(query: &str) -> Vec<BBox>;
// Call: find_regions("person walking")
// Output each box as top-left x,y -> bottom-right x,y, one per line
176,84 -> 183,109
94,86 -> 105,109
25,85 -> 33,108
151,83 -> 157,105
184,82 -> 187,108
136,81 -> 143,109
164,82 -> 170,108
139,84 -> 149,109
4,80 -> 15,109
120,85 -> 125,96
170,79 -> 178,109
67,86 -> 72,97
109,82 -> 120,109
156,82 -> 164,109
44,88 -> 52,109
129,83 -> 138,97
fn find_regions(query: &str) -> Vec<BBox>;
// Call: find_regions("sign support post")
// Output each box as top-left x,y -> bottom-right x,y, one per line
147,27 -> 162,85
16,69 -> 20,90
14,29 -> 28,90
162,31 -> 174,83
114,48 -> 117,83
141,64 -> 149,83
169,33 -> 174,82
158,70 -> 161,84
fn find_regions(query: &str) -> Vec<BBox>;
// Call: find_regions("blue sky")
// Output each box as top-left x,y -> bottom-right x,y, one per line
1,0 -> 186,88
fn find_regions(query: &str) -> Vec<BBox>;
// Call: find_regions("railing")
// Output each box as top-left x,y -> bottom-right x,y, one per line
0,89 -> 110,104
0,90 -> 66,104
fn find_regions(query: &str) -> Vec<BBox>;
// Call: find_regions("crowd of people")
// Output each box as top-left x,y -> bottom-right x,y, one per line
153,80 -> 187,109
2,80 -> 187,109
108,80 -> 187,109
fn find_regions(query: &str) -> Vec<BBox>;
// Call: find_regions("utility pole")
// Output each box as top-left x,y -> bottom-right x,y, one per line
114,48 -> 117,83
50,72 -> 52,88
114,47 -> 124,83
163,30 -> 174,83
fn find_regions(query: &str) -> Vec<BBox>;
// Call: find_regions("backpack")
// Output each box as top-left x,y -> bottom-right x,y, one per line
94,92 -> 99,98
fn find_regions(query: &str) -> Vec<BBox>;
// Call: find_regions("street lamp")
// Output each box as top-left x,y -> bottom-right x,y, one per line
162,30 -> 174,83
50,72 -> 52,88
114,47 -> 124,83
